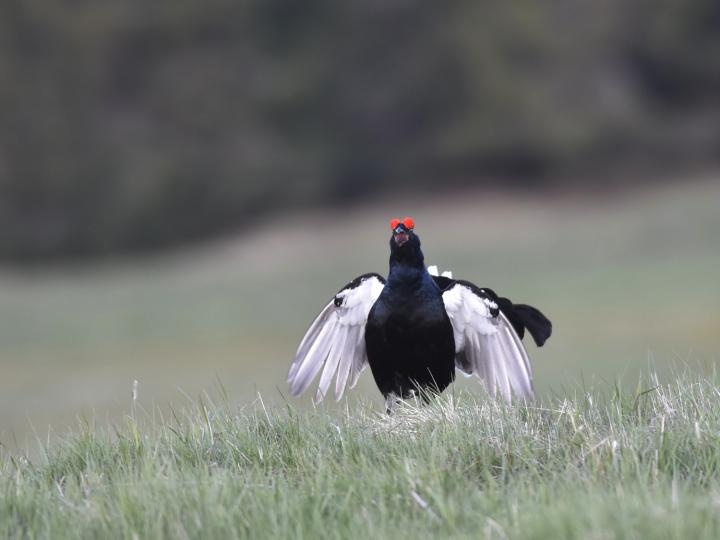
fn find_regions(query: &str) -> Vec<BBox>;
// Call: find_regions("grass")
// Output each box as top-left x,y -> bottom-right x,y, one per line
1,179 -> 719,449
4,372 -> 720,539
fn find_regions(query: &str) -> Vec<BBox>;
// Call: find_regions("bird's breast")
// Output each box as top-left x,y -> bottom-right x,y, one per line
368,288 -> 447,331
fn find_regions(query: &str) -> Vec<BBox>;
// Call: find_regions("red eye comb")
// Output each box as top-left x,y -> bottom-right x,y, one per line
390,217 -> 415,230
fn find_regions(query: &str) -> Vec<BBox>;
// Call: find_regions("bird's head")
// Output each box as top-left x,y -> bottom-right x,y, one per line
390,217 -> 416,247
389,217 -> 422,261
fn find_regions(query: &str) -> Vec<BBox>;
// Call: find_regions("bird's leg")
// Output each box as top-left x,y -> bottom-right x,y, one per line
385,393 -> 400,415
408,388 -> 422,408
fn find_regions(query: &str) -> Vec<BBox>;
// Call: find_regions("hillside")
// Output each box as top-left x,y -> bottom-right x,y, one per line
2,0 -> 720,259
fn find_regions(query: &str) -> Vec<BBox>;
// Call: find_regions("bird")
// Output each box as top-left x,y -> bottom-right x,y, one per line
287,216 -> 551,410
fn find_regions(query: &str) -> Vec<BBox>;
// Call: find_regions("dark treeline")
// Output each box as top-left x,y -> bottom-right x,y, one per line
1,0 -> 719,261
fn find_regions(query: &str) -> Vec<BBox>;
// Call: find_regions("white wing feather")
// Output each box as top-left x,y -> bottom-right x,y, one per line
442,283 -> 534,401
288,275 -> 385,402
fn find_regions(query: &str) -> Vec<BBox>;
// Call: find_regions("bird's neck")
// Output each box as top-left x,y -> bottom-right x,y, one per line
388,250 -> 426,285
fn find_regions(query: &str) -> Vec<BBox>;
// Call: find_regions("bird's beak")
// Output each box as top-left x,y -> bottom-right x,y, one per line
394,231 -> 409,246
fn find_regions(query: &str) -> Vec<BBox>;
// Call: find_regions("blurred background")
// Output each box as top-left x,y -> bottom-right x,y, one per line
1,0 -> 719,450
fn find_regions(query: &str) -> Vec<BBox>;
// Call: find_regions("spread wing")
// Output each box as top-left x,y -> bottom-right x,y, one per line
288,273 -> 385,403
441,281 -> 534,401
429,266 -> 551,347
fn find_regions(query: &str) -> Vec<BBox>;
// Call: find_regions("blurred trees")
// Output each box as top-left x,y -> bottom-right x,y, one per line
0,0 -> 719,261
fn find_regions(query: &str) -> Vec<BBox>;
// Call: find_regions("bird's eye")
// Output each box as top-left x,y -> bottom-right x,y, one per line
390,218 -> 401,230
402,217 -> 415,230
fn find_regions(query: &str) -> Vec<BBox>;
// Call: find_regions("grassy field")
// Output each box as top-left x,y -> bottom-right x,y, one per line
3,374 -> 720,539
0,178 -> 719,451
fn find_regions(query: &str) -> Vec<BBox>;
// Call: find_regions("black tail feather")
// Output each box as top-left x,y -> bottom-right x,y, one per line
511,304 -> 552,347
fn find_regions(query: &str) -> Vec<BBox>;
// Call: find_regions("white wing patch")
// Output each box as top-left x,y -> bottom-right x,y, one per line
427,265 -> 452,278
442,283 -> 534,401
288,275 -> 385,403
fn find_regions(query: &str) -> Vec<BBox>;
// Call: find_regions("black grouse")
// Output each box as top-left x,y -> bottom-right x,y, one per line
288,217 -> 551,408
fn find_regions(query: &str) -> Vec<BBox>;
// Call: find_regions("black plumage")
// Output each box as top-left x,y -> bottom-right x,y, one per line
364,226 -> 456,399
288,218 -> 552,406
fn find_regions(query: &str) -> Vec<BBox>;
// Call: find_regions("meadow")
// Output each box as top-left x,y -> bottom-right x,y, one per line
0,178 -> 719,537
1,179 -> 718,449
3,374 -> 720,539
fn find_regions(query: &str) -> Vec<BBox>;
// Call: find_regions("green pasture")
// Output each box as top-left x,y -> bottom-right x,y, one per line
4,375 -> 720,539
1,179 -> 718,450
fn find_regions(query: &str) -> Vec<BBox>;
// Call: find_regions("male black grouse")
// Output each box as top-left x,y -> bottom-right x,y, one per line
288,217 -> 551,407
